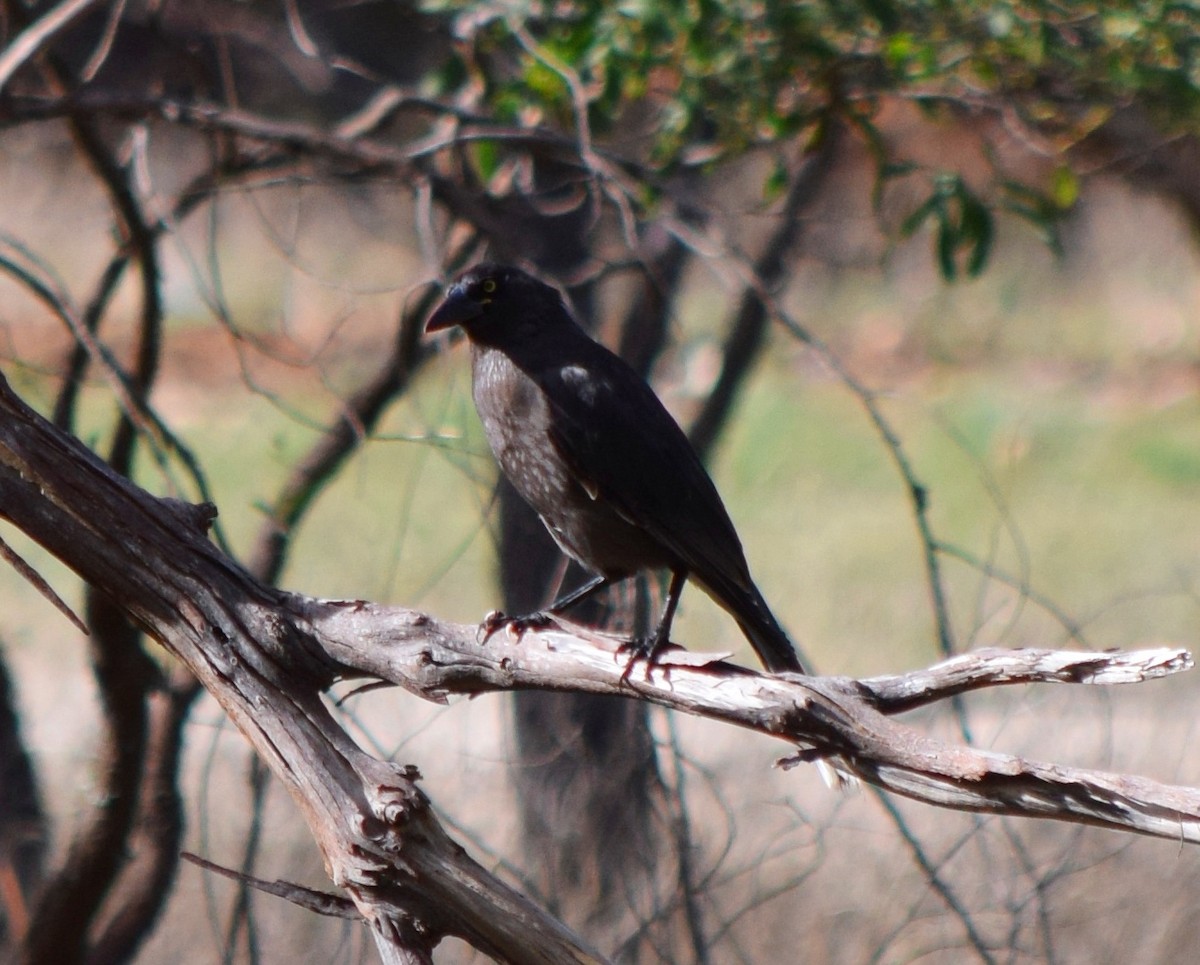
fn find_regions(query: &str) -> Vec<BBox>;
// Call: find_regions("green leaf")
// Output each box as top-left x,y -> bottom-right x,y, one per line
1103,12 -> 1142,42
523,61 -> 567,103
936,215 -> 958,281
880,161 -> 918,180
469,140 -> 501,183
884,32 -> 916,70
957,189 -> 994,277
763,158 -> 788,203
1050,166 -> 1080,209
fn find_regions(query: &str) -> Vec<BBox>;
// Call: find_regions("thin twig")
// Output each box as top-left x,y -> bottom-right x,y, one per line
870,788 -> 997,965
182,853 -> 358,921
0,533 -> 87,635
0,0 -> 107,93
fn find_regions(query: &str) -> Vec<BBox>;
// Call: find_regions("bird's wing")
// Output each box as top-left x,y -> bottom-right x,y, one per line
536,349 -> 755,590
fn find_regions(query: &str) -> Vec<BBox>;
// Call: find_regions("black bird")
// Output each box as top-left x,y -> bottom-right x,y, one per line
426,263 -> 804,674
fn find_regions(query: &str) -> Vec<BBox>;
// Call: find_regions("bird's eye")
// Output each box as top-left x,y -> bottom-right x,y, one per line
482,279 -> 497,294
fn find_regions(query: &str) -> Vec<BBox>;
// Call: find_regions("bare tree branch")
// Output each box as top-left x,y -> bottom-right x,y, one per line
0,8 -> 1192,963
6,29 -> 182,961
0,311 -> 1195,961
85,673 -> 197,965
181,852 -> 358,921
687,118 -> 841,463
304,604 -> 1197,843
0,644 -> 45,949
869,788 -> 997,965
0,366 -> 604,964
856,647 -> 1192,713
0,533 -> 87,635
0,0 -> 107,93
1,368 -> 1195,867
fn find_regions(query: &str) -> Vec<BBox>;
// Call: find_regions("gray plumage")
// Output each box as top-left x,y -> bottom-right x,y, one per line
426,263 -> 803,674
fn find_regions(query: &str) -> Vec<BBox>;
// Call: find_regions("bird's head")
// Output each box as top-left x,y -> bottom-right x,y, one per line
425,263 -> 568,343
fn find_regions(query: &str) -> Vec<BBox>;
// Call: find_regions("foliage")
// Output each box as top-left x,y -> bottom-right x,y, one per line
423,0 -> 1200,276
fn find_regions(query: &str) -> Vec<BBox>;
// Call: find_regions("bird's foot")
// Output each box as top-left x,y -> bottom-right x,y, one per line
617,633 -> 671,683
480,609 -> 554,643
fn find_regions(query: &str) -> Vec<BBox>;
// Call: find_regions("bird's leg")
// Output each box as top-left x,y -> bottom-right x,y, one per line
620,569 -> 686,680
482,573 -> 612,641
546,573 -> 611,614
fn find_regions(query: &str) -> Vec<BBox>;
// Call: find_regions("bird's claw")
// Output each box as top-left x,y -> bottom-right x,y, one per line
617,634 -> 670,683
480,609 -> 553,643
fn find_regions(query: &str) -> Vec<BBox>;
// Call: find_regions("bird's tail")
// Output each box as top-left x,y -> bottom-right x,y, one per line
738,613 -> 805,674
694,567 -> 807,673
734,585 -> 807,674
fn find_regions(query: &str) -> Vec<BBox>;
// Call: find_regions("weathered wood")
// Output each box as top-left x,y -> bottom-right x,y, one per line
0,368 -> 1196,964
0,374 -> 603,963
295,598 -> 1200,842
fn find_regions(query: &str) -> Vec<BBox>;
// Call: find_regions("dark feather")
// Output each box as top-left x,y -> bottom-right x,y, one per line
428,263 -> 804,673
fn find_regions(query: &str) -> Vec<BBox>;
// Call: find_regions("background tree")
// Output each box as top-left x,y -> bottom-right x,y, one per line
0,0 -> 1197,962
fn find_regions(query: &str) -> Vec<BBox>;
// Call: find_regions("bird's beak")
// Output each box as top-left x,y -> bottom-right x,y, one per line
425,285 -> 482,333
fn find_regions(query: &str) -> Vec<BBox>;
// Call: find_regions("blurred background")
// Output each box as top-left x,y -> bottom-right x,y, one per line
0,1 -> 1198,962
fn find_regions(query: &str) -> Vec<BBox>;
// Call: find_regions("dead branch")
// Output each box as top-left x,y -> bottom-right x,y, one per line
180,853 -> 358,921
0,0 -> 106,92
300,602 -> 1198,844
0,365 -> 1196,964
0,361 -> 604,963
856,647 -> 1193,712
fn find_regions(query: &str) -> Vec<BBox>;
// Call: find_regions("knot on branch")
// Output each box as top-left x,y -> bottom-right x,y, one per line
159,496 -> 218,535
368,764 -> 429,827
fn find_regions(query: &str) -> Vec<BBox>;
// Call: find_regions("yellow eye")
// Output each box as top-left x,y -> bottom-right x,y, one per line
482,279 -> 497,294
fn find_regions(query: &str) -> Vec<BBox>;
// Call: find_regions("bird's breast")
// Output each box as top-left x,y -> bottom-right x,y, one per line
472,347 -> 572,509
469,345 -> 671,575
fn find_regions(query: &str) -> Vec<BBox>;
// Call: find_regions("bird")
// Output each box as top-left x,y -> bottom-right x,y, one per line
425,263 -> 804,674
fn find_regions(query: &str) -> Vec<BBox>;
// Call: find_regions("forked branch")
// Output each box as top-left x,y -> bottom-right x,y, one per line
0,369 -> 1195,965
302,602 -> 1198,843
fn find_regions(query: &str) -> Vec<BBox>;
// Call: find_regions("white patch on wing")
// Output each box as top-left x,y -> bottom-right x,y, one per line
560,364 -> 598,406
